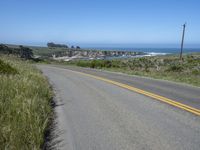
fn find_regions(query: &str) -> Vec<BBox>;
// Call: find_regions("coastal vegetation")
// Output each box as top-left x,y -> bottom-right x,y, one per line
0,56 -> 52,149
0,44 -> 67,58
63,54 -> 200,87
0,44 -> 33,59
0,59 -> 18,74
2,44 -> 81,58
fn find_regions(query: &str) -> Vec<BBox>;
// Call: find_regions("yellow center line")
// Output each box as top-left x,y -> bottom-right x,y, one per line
69,69 -> 200,116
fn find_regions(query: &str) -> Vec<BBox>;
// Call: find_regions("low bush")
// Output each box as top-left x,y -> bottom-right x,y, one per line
166,64 -> 184,72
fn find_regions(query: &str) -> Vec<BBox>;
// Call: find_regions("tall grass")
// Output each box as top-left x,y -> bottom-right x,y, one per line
0,56 -> 52,149
0,59 -> 18,74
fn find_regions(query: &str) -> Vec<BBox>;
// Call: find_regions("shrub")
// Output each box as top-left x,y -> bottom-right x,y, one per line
192,69 -> 200,75
77,60 -> 91,67
110,60 -> 120,68
166,64 -> 184,72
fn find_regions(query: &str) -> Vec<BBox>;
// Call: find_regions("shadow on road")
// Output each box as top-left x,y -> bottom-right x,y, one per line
43,99 -> 65,150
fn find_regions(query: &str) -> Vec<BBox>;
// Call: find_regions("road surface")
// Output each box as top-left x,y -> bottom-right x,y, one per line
51,65 -> 200,110
38,65 -> 200,150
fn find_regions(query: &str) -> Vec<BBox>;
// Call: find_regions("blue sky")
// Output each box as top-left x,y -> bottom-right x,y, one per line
0,0 -> 200,47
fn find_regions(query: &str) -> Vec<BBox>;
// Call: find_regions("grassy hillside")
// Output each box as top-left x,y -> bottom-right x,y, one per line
0,59 -> 18,74
30,46 -> 68,57
0,56 -> 52,149
4,44 -> 68,57
62,53 -> 200,87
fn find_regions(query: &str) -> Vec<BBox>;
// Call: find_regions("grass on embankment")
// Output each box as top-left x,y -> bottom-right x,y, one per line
0,59 -> 18,75
0,56 -> 52,149
60,53 -> 200,87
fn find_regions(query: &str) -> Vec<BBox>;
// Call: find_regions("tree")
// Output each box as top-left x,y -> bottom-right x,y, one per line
47,42 -> 68,48
0,44 -> 11,54
47,42 -> 55,47
19,46 -> 33,59
71,46 -> 75,49
0,44 -> 20,55
76,46 -> 81,49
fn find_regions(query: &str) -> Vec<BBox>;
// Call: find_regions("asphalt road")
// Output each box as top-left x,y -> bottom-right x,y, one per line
38,65 -> 200,150
51,65 -> 200,110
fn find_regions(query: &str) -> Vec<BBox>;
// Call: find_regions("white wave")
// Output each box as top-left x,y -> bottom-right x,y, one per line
144,52 -> 169,56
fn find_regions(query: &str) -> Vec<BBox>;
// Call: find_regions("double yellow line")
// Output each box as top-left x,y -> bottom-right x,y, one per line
70,69 -> 200,116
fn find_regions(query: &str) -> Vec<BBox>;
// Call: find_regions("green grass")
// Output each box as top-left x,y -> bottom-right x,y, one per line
0,59 -> 18,75
5,44 -> 69,57
61,53 -> 200,87
0,56 -> 52,149
31,46 -> 68,57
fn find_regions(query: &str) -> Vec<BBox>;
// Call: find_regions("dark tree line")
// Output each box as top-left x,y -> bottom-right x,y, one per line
0,44 -> 19,55
0,44 -> 33,59
47,42 -> 69,48
47,42 -> 81,49
76,46 -> 81,49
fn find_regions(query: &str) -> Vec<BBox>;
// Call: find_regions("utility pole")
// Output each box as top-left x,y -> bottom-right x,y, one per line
180,23 -> 186,60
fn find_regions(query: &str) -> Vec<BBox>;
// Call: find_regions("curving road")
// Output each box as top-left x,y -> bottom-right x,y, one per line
38,65 -> 200,150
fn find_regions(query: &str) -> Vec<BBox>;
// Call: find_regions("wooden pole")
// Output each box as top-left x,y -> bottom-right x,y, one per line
180,23 -> 186,60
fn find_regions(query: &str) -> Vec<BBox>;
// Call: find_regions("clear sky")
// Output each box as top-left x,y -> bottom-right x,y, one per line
0,0 -> 200,48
